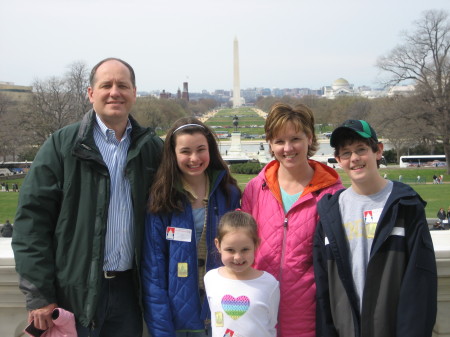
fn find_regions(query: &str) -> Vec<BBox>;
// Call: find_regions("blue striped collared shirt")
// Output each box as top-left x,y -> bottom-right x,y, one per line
93,114 -> 134,271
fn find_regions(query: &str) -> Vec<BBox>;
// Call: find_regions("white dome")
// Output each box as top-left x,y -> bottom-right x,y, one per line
332,78 -> 350,90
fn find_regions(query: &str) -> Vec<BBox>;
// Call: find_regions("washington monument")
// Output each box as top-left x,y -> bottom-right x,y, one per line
233,36 -> 241,108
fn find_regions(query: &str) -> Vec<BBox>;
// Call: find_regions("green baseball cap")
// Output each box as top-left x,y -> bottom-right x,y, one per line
330,119 -> 378,147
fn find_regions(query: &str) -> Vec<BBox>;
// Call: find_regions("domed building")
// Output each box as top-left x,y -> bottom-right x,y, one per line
323,78 -> 355,99
332,78 -> 350,90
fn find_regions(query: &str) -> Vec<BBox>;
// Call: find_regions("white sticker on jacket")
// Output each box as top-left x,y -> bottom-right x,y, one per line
166,227 -> 192,242
390,227 -> 405,237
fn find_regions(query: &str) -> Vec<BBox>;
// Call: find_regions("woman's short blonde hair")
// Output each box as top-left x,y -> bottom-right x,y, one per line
265,102 -> 318,158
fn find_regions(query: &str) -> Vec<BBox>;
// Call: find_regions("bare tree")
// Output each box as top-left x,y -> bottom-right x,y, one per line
377,9 -> 450,173
132,96 -> 187,130
371,96 -> 431,163
132,97 -> 166,129
187,98 -> 219,117
0,92 -> 12,115
346,99 -> 372,121
66,61 -> 91,120
17,61 -> 91,147
20,77 -> 77,144
0,93 -> 16,160
0,93 -> 35,161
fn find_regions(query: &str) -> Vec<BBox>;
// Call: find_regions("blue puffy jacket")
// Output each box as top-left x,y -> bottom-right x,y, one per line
142,170 -> 241,337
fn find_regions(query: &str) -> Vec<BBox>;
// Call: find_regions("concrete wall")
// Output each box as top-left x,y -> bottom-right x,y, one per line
2,233 -> 450,336
0,239 -> 27,337
431,231 -> 450,337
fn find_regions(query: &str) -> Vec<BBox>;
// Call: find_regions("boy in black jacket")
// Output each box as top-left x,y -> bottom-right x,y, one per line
313,119 -> 437,337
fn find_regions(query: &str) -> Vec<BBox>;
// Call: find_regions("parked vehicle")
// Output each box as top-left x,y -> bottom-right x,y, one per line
9,168 -> 24,174
0,168 -> 13,176
399,155 -> 446,168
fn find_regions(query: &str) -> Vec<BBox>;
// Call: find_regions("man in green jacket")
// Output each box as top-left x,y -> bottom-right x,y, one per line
12,58 -> 163,337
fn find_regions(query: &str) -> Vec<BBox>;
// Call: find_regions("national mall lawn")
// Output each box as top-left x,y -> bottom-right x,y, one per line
1,167 -> 449,223
234,166 -> 449,220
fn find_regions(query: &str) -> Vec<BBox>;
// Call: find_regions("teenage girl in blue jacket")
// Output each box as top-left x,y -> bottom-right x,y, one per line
142,117 -> 241,337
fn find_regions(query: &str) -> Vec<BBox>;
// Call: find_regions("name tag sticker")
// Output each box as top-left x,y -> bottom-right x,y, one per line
224,329 -> 235,336
166,227 -> 192,242
364,208 -> 383,239
178,262 -> 188,277
215,312 -> 224,327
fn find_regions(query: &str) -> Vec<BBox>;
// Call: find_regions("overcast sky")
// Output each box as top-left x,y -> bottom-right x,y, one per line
1,0 -> 448,93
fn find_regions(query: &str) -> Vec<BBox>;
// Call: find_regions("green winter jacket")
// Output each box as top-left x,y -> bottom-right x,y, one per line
12,109 -> 163,327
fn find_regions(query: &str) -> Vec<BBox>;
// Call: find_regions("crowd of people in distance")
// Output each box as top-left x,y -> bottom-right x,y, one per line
435,207 -> 450,230
1,182 -> 19,192
433,174 -> 444,184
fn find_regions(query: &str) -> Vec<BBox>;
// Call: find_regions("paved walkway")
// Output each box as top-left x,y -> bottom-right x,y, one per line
199,107 -> 267,124
252,108 -> 267,119
198,109 -> 219,123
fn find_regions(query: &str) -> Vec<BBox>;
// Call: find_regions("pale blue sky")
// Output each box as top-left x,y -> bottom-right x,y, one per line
1,0 -> 448,92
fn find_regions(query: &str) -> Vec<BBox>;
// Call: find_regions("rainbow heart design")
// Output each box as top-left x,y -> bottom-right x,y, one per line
221,295 -> 250,320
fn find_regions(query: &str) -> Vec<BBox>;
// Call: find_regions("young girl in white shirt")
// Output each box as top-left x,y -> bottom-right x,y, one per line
204,210 -> 280,337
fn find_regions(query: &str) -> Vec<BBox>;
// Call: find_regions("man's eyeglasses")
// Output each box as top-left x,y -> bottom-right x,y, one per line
338,147 -> 369,159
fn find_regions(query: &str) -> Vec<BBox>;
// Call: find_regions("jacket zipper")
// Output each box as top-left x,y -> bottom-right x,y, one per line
278,217 -> 288,280
265,179 -> 290,281
77,142 -> 109,327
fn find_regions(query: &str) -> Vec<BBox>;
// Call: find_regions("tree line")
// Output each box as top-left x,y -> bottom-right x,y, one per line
256,9 -> 450,173
0,9 -> 448,173
255,94 -> 439,164
0,62 -> 217,162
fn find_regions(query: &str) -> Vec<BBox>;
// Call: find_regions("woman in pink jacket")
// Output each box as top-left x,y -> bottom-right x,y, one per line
242,103 -> 343,337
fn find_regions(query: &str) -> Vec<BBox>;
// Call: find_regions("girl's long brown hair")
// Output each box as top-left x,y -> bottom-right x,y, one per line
149,117 -> 240,213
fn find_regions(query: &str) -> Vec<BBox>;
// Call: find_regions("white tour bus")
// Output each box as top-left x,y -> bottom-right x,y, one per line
310,155 -> 386,169
399,155 -> 446,168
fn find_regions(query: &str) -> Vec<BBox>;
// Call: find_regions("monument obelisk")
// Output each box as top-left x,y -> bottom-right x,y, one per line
233,36 -> 241,108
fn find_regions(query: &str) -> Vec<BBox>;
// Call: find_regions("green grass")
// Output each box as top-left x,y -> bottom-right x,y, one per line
412,184 -> 450,217
338,168 -> 450,218
233,167 -> 450,219
378,167 -> 446,184
1,167 -> 449,223
234,174 -> 256,189
0,178 -> 22,223
205,107 -> 266,136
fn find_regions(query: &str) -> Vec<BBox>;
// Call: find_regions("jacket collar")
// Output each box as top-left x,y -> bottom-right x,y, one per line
176,169 -> 226,198
73,109 -> 154,161
182,173 -> 210,204
76,109 -> 152,144
263,159 -> 342,204
318,180 -> 426,258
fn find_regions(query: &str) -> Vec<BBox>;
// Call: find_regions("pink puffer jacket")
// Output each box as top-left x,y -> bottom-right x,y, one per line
242,160 -> 343,337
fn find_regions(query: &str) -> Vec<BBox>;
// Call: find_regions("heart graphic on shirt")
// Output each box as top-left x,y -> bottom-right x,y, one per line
221,295 -> 250,320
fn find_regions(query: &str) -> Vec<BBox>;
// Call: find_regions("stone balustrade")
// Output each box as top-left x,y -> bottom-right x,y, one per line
431,230 -> 450,336
1,232 -> 450,336
0,238 -> 27,337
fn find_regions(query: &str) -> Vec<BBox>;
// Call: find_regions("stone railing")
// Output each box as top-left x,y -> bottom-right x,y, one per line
0,238 -> 27,337
431,230 -> 450,337
1,232 -> 450,336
